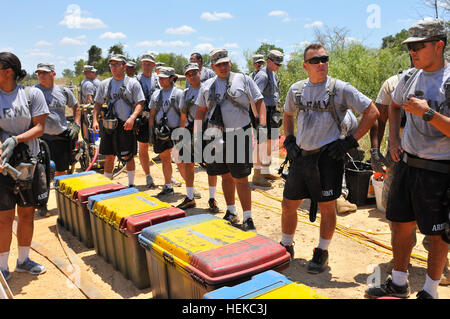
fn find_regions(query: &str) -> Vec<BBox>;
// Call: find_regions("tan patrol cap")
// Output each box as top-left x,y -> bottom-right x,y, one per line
210,48 -> 231,65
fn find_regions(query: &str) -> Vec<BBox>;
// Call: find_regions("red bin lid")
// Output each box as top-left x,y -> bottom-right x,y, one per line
74,183 -> 127,202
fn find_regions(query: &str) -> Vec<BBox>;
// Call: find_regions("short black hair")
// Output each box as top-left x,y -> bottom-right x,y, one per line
190,53 -> 203,63
303,44 -> 325,61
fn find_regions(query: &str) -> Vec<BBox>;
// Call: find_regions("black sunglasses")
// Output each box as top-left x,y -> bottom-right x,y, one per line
305,55 -> 329,64
407,40 -> 439,52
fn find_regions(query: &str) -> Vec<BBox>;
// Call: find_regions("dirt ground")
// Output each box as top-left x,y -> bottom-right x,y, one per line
3,150 -> 449,300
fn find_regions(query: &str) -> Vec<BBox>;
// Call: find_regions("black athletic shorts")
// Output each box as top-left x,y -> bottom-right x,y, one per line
205,126 -> 253,179
136,116 -> 150,143
0,174 -> 34,210
99,125 -> 137,157
386,155 -> 450,236
41,133 -> 72,172
283,147 -> 344,202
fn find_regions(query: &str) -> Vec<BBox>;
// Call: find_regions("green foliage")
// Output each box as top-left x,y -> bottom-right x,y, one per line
156,53 -> 189,75
62,69 -> 75,78
381,29 -> 409,53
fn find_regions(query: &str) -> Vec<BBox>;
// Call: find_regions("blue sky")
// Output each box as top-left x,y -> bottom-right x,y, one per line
1,0 -> 447,76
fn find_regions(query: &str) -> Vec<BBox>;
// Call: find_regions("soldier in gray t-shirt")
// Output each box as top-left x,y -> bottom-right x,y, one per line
185,53 -> 216,90
252,50 -> 284,187
366,18 -> 450,300
35,63 -> 81,177
195,49 -> 267,233
92,54 -> 145,187
281,44 -> 378,272
0,52 -> 49,279
80,65 -> 98,104
149,67 -> 184,197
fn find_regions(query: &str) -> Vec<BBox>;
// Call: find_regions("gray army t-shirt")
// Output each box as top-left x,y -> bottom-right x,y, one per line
253,67 -> 281,107
149,87 -> 183,129
284,76 -> 371,150
137,73 -> 159,103
180,85 -> 201,124
35,84 -> 77,135
196,73 -> 263,129
95,76 -> 145,122
0,85 -> 49,156
392,65 -> 450,160
80,78 -> 97,104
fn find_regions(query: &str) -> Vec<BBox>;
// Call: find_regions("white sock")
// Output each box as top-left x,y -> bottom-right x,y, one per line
281,233 -> 295,247
423,274 -> 440,299
243,210 -> 252,222
18,246 -> 30,264
0,252 -> 9,270
165,184 -> 173,189
227,205 -> 236,215
127,171 -> 135,186
186,187 -> 194,200
254,165 -> 261,170
392,269 -> 409,287
104,172 -> 113,179
209,186 -> 216,199
261,166 -> 271,174
317,237 -> 331,251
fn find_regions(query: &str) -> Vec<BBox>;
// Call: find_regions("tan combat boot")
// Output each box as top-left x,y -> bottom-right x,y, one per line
251,168 -> 272,189
336,195 -> 357,214
261,165 -> 280,181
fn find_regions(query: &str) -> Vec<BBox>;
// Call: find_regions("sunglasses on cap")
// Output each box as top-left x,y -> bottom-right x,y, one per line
407,40 -> 439,52
305,55 -> 329,64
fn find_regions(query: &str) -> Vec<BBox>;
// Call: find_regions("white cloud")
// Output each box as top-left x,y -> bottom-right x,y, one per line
224,43 -> 239,49
99,32 -> 126,40
165,25 -> 196,35
26,49 -> 54,59
345,37 -> 361,44
60,35 -> 87,46
0,47 -> 13,52
35,41 -> 52,47
59,4 -> 107,29
193,43 -> 215,53
201,12 -> 233,21
136,40 -> 190,47
268,10 -> 288,17
268,10 -> 291,22
305,21 -> 323,28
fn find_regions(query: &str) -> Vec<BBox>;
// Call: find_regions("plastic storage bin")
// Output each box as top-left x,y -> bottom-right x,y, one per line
71,183 -> 127,248
54,171 -> 96,231
345,161 -> 373,206
88,188 -> 140,258
138,214 -> 291,299
88,190 -> 185,289
204,270 -> 328,299
56,173 -> 115,238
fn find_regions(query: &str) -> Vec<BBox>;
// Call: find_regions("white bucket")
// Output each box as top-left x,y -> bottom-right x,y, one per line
371,175 -> 385,213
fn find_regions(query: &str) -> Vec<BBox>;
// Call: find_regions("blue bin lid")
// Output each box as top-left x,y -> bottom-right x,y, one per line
54,171 -> 96,188
203,270 -> 292,299
139,214 -> 216,245
87,187 -> 140,212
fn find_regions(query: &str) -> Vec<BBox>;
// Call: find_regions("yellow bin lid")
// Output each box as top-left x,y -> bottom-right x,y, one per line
59,174 -> 114,198
254,282 -> 328,299
93,192 -> 171,229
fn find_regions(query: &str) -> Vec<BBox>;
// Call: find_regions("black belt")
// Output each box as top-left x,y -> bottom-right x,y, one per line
402,153 -> 450,174
301,148 -> 322,157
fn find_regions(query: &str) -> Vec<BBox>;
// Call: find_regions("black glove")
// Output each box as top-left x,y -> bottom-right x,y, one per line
1,136 -> 18,166
257,125 -> 267,144
68,123 -> 81,140
328,135 -> 359,160
283,135 -> 300,163
370,148 -> 386,173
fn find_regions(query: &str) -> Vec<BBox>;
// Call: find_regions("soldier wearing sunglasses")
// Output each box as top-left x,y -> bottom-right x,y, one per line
366,18 -> 450,299
280,43 -> 379,272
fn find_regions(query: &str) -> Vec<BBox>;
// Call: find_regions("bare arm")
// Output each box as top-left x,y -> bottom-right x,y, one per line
255,99 -> 266,126
351,102 -> 379,141
283,112 -> 295,137
389,101 -> 404,162
72,103 -> 81,126
92,102 -> 103,133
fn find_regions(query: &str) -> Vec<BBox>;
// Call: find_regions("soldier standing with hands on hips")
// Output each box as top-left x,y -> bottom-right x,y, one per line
281,43 -> 379,272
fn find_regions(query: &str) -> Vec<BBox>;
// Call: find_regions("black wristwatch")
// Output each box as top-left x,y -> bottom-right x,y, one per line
422,108 -> 435,122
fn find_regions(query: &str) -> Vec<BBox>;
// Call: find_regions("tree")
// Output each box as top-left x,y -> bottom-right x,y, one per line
62,69 -> 75,78
156,53 -> 188,75
88,45 -> 102,66
108,43 -> 125,57
381,29 -> 409,52
74,59 -> 87,76
313,26 -> 351,52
